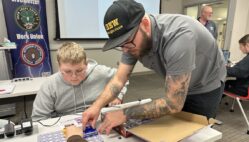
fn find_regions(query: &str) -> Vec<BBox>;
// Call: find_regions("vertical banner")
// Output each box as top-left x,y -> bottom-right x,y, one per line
2,0 -> 52,78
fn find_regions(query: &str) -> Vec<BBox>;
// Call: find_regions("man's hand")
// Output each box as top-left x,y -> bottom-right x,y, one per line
109,98 -> 122,106
82,105 -> 101,130
98,110 -> 127,135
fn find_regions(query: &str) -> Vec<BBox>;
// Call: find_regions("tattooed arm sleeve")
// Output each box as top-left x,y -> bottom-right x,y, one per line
124,72 -> 191,120
93,62 -> 134,108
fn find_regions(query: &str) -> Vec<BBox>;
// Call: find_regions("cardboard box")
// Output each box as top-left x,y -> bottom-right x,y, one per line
127,111 -> 216,142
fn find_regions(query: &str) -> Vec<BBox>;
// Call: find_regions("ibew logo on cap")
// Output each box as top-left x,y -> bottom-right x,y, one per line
105,18 -> 123,35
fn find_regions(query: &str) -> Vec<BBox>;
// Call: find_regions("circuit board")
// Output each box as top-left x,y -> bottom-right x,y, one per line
38,117 -> 103,142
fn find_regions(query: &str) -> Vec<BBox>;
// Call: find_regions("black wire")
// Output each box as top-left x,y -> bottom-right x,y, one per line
34,116 -> 62,127
23,96 -> 28,119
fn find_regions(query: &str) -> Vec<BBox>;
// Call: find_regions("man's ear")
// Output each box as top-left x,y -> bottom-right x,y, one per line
140,16 -> 151,35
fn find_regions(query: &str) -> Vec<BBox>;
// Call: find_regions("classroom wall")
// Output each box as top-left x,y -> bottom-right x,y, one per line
228,0 -> 249,62
48,0 -> 183,73
2,0 -> 248,72
182,0 -> 223,7
0,0 -> 182,74
45,0 -> 125,73
161,0 -> 183,14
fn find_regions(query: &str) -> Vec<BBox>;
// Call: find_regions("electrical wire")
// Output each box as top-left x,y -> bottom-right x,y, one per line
23,96 -> 28,119
80,84 -> 87,111
34,116 -> 62,127
73,86 -> 77,115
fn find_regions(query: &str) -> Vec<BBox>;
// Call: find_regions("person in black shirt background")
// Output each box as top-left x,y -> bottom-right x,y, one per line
225,34 -> 249,96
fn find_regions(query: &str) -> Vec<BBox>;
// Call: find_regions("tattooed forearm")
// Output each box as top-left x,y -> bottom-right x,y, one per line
124,72 -> 191,120
124,98 -> 169,119
95,82 -> 122,107
93,63 -> 133,108
108,64 -> 133,98
109,83 -> 121,98
164,72 -> 191,112
125,66 -> 133,79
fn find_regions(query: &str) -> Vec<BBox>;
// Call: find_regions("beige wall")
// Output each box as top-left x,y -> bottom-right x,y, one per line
228,0 -> 249,62
161,0 -> 183,14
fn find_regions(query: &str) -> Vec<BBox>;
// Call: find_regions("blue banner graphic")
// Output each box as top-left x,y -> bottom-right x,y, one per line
2,0 -> 52,78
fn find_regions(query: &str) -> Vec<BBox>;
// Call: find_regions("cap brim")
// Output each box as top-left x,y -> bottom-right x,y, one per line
102,26 -> 138,51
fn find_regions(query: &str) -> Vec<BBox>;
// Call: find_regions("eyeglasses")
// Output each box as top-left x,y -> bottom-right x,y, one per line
115,27 -> 139,51
61,69 -> 86,77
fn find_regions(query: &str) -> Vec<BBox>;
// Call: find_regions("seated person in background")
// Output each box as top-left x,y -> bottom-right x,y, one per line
32,42 -> 128,121
225,34 -> 249,96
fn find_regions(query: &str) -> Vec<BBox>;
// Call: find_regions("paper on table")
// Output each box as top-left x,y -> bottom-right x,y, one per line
0,84 -> 15,94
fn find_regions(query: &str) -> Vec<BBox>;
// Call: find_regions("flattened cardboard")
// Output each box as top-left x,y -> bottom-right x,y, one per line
128,111 -> 215,142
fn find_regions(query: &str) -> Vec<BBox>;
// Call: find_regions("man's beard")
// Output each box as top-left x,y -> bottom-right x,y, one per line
138,29 -> 152,59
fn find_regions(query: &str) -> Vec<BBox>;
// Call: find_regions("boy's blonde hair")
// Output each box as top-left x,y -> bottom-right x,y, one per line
57,42 -> 86,65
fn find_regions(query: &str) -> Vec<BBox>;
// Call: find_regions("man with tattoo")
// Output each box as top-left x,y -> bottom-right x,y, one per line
82,0 -> 226,135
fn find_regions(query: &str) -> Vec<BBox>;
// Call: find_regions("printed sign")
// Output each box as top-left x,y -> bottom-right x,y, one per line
2,0 -> 52,77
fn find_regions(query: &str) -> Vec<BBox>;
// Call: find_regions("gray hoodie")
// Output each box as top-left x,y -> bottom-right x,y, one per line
32,59 -> 127,121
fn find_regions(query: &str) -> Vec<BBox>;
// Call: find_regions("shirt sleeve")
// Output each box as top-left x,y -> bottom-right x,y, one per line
164,31 -> 196,76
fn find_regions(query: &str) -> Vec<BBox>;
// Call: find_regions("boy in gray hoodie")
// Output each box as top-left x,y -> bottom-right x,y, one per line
32,42 -> 127,121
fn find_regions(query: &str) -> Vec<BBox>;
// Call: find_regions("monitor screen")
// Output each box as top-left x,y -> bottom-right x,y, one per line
55,0 -> 161,39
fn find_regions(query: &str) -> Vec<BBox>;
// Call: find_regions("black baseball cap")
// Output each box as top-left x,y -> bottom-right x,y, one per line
102,0 -> 145,51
